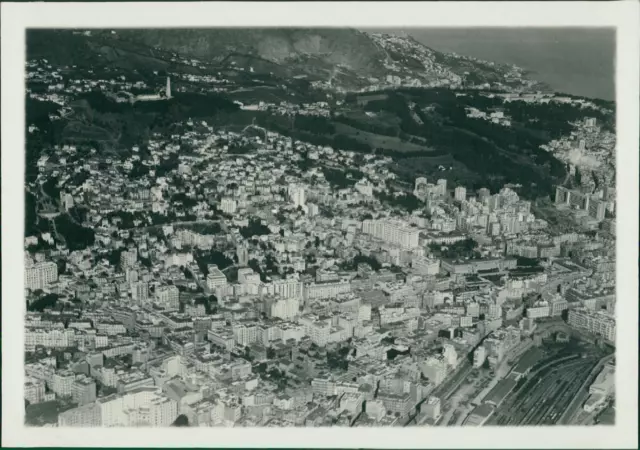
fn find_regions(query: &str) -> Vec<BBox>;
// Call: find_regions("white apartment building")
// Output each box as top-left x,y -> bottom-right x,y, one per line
460,315 -> 473,328
24,261 -> 58,291
58,403 -> 102,427
93,387 -> 178,427
311,378 -> 337,396
120,249 -> 138,269
358,304 -> 372,322
156,285 -> 179,309
378,305 -> 420,326
163,252 -> 193,268
362,219 -> 420,250
25,328 -> 76,352
51,370 -> 76,397
454,186 -> 467,202
473,345 -> 487,368
526,302 -> 551,319
288,184 -> 306,207
442,344 -> 458,368
424,396 -> 441,420
420,356 -> 448,386
24,377 -> 47,404
412,256 -> 440,275
206,265 -> 228,290
428,178 -> 445,196
355,178 -> 374,197
303,280 -> 351,301
568,308 -> 616,342
175,229 -> 214,249
299,315 -> 331,347
232,323 -> 259,346
366,400 -> 387,422
270,297 -> 300,321
131,281 -> 149,302
96,322 -> 127,336
238,268 -> 260,284
265,276 -> 303,299
220,197 -> 238,214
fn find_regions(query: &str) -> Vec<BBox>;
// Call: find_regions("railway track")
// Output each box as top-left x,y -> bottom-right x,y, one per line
490,357 -> 599,426
520,359 -> 597,426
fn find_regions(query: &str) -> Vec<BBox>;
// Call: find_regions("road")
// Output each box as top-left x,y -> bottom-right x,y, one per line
441,381 -> 480,426
122,218 -> 222,233
404,360 -> 473,426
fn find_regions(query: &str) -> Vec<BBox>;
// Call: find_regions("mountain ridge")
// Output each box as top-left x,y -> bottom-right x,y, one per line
25,28 -> 615,202
28,28 -> 543,92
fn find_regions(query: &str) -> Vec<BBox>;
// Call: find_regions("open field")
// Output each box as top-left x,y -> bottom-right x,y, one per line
334,122 -> 431,153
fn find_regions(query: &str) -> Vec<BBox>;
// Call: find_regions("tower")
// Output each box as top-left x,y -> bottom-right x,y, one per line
166,77 -> 171,99
236,243 -> 249,267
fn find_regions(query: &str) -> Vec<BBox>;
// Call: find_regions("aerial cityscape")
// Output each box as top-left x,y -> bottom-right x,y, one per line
23,28 -> 616,428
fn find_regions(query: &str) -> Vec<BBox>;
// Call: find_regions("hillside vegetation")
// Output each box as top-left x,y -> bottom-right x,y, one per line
25,29 -> 615,201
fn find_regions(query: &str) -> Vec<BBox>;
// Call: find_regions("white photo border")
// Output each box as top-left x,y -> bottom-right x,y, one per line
2,1 -> 638,448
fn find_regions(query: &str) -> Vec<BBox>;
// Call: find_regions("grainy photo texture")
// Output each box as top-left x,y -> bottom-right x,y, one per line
23,27 -> 616,428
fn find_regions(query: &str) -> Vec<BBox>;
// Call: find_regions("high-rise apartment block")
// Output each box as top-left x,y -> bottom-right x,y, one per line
120,248 -> 138,269
236,243 -> 249,266
454,186 -> 467,202
25,261 -> 58,291
362,219 -> 420,250
555,186 -> 606,221
73,374 -> 97,405
131,281 -> 149,302
156,285 -> 179,309
288,184 -> 306,207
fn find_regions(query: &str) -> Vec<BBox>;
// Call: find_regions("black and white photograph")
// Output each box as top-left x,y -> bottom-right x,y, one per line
2,2 -> 638,448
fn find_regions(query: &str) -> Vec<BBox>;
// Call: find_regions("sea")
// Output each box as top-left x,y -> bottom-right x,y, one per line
399,28 -> 615,102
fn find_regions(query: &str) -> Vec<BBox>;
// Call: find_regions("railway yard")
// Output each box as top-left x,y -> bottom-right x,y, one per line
488,355 -> 602,425
427,332 -> 615,427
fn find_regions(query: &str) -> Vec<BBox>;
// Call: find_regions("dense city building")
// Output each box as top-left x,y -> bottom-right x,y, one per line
20,29 -> 617,431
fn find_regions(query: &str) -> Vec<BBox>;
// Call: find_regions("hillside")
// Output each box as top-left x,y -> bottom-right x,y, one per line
25,29 -> 615,201
28,29 -> 540,92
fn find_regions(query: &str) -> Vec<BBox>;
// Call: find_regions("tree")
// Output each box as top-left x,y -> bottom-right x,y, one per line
244,346 -> 253,362
517,256 -> 541,267
28,293 -> 60,312
239,219 -> 271,239
194,294 -> 218,314
140,256 -> 152,268
195,250 -> 233,274
172,414 -> 189,427
374,190 -> 422,213
56,259 -> 67,275
54,214 -> 95,251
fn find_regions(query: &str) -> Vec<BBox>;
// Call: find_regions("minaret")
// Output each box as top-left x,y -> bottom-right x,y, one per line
166,76 -> 171,99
